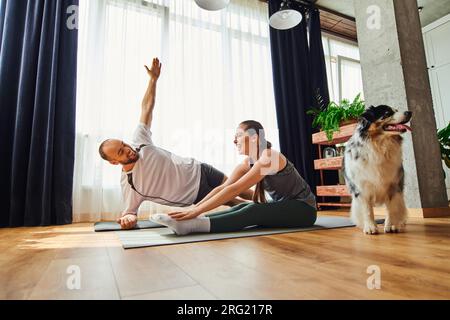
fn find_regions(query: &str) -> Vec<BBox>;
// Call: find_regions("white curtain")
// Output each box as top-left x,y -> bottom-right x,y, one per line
74,0 -> 279,222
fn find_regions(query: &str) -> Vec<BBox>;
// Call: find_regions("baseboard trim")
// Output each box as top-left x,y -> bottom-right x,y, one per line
374,207 -> 450,218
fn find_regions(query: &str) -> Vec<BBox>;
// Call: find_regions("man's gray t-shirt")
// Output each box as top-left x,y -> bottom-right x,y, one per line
120,123 -> 201,216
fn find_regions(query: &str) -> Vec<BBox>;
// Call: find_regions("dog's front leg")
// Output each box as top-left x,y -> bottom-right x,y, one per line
351,197 -> 378,234
384,192 -> 408,233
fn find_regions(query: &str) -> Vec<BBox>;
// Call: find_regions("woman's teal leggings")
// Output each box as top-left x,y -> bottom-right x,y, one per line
206,200 -> 317,233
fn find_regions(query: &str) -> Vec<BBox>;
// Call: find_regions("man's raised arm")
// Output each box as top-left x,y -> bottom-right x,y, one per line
140,57 -> 162,128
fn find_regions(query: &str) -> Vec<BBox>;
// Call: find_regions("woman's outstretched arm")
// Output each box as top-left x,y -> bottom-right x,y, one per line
169,152 -> 275,220
194,160 -> 252,207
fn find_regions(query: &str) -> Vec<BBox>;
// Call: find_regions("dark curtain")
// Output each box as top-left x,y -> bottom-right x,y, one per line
307,8 -> 340,203
308,8 -> 330,111
0,0 -> 78,227
268,0 -> 339,201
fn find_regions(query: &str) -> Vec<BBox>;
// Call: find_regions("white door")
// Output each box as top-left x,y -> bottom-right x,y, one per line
423,15 -> 450,198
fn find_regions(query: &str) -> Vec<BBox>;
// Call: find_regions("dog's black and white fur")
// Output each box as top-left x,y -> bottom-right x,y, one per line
343,105 -> 413,234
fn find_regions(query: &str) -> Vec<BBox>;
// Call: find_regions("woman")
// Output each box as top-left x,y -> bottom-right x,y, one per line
151,120 -> 317,235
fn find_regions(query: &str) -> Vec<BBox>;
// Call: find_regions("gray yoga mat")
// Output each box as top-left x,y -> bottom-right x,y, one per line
116,216 -> 385,249
94,220 -> 163,232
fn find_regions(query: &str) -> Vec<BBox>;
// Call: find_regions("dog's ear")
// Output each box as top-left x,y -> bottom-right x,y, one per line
359,107 -> 375,132
360,117 -> 371,132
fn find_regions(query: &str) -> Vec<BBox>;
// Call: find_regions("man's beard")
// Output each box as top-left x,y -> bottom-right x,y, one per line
121,150 -> 140,165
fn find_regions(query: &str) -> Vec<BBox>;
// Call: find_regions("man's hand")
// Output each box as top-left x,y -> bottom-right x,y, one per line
116,214 -> 138,230
144,58 -> 162,81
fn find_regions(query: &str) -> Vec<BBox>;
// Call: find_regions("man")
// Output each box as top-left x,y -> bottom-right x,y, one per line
98,58 -> 252,229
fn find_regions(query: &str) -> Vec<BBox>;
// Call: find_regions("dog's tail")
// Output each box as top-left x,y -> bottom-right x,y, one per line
350,204 -> 363,228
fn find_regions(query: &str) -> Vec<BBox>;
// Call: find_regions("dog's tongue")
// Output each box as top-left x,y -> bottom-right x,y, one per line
398,124 -> 412,131
387,124 -> 412,132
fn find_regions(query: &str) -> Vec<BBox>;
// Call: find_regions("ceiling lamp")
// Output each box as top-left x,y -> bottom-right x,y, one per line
194,0 -> 230,11
269,0 -> 303,30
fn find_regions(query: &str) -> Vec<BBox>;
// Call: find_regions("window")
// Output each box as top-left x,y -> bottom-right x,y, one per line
322,34 -> 364,103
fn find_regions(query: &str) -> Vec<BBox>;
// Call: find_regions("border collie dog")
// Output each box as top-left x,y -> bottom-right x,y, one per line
343,105 -> 412,234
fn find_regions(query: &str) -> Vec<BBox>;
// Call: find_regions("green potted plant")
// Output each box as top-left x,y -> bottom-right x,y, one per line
438,122 -> 450,169
307,93 -> 366,141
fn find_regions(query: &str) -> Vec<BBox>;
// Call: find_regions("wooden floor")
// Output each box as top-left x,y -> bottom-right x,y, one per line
1,211 -> 449,300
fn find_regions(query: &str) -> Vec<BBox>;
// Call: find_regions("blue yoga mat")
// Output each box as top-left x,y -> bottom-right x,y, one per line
94,220 -> 163,232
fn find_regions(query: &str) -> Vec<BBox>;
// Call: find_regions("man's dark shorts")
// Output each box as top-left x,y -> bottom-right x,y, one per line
193,163 -> 226,204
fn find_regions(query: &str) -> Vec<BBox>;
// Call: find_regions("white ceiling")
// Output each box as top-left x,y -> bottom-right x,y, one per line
417,0 -> 450,26
315,0 -> 355,18
315,0 -> 450,27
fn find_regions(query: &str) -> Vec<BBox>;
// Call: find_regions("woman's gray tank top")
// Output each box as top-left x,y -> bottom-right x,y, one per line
261,160 -> 317,209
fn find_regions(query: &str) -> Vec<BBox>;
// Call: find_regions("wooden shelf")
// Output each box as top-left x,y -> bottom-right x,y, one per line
318,202 -> 351,207
312,123 -> 357,145
317,185 -> 350,197
314,156 -> 344,170
313,122 -> 356,210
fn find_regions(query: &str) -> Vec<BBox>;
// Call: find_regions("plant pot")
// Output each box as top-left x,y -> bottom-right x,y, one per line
340,119 -> 358,126
319,119 -> 358,132
444,156 -> 450,169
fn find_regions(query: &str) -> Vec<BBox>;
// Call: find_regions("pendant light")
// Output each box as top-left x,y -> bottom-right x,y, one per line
194,0 -> 230,11
269,0 -> 303,30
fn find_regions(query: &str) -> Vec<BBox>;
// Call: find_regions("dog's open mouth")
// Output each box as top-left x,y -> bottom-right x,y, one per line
383,122 -> 412,133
